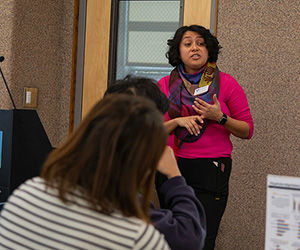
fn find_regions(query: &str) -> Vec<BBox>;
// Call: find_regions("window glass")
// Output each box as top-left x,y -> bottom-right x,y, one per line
116,0 -> 183,81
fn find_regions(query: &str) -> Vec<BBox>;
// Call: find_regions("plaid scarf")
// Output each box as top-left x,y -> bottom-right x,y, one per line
168,62 -> 220,148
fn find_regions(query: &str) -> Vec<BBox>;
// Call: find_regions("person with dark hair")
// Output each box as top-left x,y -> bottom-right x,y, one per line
104,75 -> 170,114
0,95 -> 171,249
105,76 -> 206,250
157,25 -> 254,249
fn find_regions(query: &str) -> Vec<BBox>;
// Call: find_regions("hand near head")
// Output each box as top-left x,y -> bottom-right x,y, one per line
175,115 -> 203,135
192,94 -> 223,122
157,146 -> 181,179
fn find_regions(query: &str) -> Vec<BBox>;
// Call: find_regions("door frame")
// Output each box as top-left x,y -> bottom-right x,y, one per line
71,0 -> 218,130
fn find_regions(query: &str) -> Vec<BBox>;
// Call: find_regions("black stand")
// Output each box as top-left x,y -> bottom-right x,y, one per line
0,109 -> 52,203
0,57 -> 17,109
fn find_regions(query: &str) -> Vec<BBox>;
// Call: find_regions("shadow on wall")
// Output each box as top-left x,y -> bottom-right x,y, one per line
11,0 -> 73,146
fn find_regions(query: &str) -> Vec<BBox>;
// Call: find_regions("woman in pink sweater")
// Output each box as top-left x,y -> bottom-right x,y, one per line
156,25 -> 254,250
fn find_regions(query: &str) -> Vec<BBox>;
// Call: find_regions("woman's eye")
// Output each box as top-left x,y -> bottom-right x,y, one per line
184,43 -> 191,47
197,42 -> 205,46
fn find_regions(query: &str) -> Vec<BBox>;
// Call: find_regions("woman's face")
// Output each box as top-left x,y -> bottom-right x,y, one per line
179,31 -> 209,74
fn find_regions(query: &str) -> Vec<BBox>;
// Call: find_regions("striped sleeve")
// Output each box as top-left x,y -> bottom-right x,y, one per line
134,223 -> 170,250
0,177 -> 170,250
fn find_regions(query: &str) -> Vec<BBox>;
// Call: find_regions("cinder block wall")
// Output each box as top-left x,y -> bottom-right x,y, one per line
216,1 -> 299,249
0,1 -> 74,146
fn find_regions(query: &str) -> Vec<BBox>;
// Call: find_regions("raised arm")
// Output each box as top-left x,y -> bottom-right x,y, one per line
150,146 -> 206,250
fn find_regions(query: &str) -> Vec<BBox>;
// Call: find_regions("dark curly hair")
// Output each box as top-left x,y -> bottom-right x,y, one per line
166,25 -> 222,67
104,75 -> 170,114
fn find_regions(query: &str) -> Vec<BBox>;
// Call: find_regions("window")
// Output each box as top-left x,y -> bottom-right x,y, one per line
109,0 -> 184,82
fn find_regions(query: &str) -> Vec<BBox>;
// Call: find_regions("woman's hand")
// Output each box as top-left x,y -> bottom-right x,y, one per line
193,94 -> 250,138
164,115 -> 203,135
192,94 -> 223,121
157,146 -> 181,179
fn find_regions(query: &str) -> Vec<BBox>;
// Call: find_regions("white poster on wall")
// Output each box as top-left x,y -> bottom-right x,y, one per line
265,175 -> 300,250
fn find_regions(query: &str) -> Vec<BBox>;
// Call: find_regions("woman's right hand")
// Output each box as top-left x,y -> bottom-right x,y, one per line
157,146 -> 181,179
164,115 -> 203,135
175,116 -> 203,135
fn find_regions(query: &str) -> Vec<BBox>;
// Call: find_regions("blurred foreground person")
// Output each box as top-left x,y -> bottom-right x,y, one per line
105,76 -> 206,250
0,95 -> 170,250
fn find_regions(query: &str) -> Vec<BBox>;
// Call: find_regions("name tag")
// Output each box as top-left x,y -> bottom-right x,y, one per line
194,85 -> 209,96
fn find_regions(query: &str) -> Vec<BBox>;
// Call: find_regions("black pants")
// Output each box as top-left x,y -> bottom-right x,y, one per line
156,157 -> 232,250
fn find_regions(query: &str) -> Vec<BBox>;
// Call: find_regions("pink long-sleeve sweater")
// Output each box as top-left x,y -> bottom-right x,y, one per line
158,72 -> 254,159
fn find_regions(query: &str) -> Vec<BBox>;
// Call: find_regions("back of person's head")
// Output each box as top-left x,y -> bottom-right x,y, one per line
166,24 -> 222,67
104,75 -> 170,114
41,94 -> 168,222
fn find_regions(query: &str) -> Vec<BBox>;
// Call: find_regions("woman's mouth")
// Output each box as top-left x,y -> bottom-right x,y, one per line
191,54 -> 200,59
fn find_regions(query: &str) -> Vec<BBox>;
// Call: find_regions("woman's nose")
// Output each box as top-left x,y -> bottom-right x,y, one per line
191,42 -> 198,51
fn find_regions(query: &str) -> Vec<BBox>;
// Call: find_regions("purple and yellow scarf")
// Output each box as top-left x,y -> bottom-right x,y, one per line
168,62 -> 220,148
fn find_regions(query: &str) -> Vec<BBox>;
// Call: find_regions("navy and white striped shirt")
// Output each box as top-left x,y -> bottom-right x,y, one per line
0,177 -> 170,250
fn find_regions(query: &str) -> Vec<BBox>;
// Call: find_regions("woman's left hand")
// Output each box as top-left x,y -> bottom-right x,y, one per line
193,94 -> 251,138
192,94 -> 223,122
